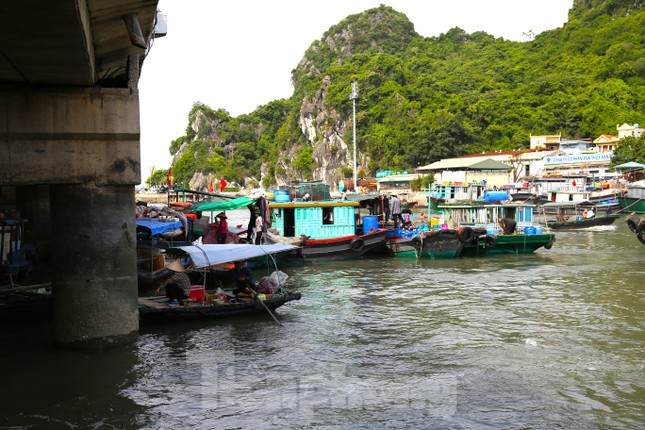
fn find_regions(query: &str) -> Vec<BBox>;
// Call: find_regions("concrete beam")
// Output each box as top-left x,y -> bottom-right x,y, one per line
0,86 -> 141,186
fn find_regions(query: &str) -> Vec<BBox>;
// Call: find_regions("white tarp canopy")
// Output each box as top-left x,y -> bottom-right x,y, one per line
168,244 -> 299,269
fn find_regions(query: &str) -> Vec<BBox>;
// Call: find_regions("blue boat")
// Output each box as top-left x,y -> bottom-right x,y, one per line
267,200 -> 388,259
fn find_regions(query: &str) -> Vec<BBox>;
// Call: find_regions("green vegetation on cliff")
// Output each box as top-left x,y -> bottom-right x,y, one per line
162,1 -> 644,188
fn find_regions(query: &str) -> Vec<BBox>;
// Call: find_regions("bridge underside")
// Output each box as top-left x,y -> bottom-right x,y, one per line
0,0 -> 161,348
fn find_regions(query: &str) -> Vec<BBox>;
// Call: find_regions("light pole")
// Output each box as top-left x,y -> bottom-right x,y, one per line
350,82 -> 358,193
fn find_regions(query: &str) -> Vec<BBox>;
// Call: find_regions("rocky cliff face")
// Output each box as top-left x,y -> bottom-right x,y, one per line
170,6 -> 417,191
293,75 -> 363,189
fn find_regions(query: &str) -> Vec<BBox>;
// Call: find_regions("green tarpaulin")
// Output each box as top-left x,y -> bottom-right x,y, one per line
190,196 -> 255,212
614,161 -> 645,169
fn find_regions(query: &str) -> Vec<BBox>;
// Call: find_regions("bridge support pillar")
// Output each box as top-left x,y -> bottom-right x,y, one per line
50,183 -> 138,348
1,86 -> 142,348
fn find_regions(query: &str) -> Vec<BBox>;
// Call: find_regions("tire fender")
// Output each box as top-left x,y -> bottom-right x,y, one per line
637,220 -> 645,234
626,214 -> 642,233
412,235 -> 423,249
544,239 -> 554,249
350,238 -> 365,252
638,232 -> 645,245
458,226 -> 475,243
485,234 -> 497,248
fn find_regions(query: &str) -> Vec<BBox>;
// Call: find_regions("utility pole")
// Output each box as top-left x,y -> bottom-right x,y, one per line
350,82 -> 359,193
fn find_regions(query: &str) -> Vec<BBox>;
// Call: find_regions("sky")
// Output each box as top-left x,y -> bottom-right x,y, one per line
138,0 -> 574,184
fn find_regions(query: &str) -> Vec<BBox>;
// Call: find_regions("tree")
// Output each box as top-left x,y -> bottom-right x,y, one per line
611,134 -> 645,167
146,169 -> 169,188
293,147 -> 315,180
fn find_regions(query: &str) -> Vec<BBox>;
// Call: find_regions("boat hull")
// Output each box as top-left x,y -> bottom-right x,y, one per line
138,292 -> 302,322
386,229 -> 465,259
462,233 -> 556,256
546,214 -> 622,230
286,229 -> 388,260
619,197 -> 645,214
0,291 -> 52,319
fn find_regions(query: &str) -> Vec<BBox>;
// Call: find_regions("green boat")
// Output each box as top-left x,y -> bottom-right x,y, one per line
619,180 -> 645,214
437,201 -> 556,256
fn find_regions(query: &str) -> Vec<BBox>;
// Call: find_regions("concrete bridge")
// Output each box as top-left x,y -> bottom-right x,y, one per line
1,1 -> 164,348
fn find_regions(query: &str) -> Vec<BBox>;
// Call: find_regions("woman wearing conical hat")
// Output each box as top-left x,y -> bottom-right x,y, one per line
215,212 -> 228,244
156,259 -> 191,304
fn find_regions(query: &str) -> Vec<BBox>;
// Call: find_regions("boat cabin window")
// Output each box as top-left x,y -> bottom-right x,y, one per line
322,207 -> 334,225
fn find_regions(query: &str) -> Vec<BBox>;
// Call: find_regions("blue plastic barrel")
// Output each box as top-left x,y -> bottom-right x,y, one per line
276,189 -> 288,195
362,215 -> 379,235
525,226 -> 536,235
274,194 -> 291,202
483,191 -> 509,203
534,226 -> 543,234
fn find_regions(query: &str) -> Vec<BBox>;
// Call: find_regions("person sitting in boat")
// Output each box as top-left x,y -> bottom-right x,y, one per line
498,217 -> 517,235
232,260 -> 258,298
586,208 -> 595,219
557,209 -> 569,222
156,259 -> 191,303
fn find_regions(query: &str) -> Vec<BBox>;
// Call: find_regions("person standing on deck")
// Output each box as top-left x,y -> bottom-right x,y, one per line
390,194 -> 403,229
254,210 -> 264,244
215,212 -> 228,244
247,205 -> 258,243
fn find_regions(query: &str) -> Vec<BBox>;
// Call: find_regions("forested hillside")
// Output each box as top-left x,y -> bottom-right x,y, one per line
161,0 -> 644,191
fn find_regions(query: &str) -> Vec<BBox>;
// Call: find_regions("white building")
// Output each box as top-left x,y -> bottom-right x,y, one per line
617,122 -> 644,139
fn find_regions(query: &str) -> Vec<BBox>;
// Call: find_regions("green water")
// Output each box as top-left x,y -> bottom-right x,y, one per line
0,221 -> 643,429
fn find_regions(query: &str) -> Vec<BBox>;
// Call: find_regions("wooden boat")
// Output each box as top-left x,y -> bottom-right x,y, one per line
619,180 -> 645,214
542,187 -> 623,215
139,292 -> 301,322
266,199 -> 387,260
385,227 -> 470,259
0,287 -> 52,319
139,243 -> 302,322
438,201 -> 556,255
136,196 -> 265,292
539,202 -> 623,230
136,215 -> 189,293
545,214 -> 622,230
